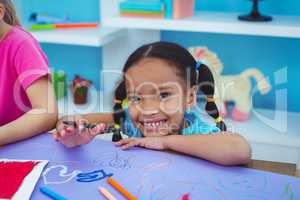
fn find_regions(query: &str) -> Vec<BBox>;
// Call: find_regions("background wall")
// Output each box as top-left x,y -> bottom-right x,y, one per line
15,0 -> 102,88
195,0 -> 300,15
14,0 -> 300,111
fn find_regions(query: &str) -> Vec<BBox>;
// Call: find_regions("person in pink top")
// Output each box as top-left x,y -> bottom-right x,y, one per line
0,0 -> 58,145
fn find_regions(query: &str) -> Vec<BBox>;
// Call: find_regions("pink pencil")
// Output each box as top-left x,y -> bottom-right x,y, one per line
98,186 -> 117,200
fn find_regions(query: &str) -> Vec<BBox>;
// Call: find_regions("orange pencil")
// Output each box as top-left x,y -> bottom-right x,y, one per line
54,23 -> 98,29
107,177 -> 137,200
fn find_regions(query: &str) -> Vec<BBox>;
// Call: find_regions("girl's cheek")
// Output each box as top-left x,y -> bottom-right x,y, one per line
161,99 -> 184,115
128,106 -> 139,120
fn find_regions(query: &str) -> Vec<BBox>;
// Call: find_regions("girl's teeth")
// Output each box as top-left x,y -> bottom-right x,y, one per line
144,121 -> 164,128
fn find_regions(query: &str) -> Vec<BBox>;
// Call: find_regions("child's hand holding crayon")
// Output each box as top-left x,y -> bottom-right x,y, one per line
53,116 -> 106,148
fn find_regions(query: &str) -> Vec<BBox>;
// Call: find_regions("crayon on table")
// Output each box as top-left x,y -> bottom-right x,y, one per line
107,177 -> 137,200
40,186 -> 67,200
99,186 -> 117,200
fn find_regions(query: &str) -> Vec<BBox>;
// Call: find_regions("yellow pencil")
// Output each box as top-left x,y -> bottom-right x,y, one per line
99,186 -> 117,200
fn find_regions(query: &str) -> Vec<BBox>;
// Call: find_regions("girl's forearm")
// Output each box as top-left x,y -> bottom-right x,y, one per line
163,133 -> 251,166
58,112 -> 114,126
0,108 -> 58,145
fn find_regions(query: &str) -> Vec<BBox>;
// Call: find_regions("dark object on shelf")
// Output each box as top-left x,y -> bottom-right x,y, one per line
238,0 -> 272,22
112,128 -> 123,142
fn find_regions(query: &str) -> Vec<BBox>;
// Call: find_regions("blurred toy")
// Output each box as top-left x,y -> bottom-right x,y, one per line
29,13 -> 70,24
72,75 -> 91,105
52,70 -> 67,100
188,46 -> 271,121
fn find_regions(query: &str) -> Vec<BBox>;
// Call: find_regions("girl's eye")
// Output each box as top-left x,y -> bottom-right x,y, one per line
160,92 -> 172,100
128,95 -> 141,103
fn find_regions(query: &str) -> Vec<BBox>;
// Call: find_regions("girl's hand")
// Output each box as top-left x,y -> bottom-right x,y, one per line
53,116 -> 106,147
115,137 -> 167,150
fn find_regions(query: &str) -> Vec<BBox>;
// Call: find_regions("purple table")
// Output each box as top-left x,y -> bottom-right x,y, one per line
1,133 -> 299,200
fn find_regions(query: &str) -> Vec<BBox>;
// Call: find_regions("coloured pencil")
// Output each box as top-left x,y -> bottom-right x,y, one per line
40,186 -> 67,200
31,23 -> 98,31
55,23 -> 98,29
107,177 -> 137,200
98,186 -> 117,200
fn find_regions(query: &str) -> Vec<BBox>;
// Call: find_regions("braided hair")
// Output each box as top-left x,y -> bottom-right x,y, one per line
113,41 -> 226,134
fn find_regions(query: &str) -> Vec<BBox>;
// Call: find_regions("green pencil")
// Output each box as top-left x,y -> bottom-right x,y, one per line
30,24 -> 55,31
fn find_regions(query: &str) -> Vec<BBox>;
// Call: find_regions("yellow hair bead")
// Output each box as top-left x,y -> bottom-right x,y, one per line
215,116 -> 222,123
114,124 -> 120,129
122,98 -> 128,108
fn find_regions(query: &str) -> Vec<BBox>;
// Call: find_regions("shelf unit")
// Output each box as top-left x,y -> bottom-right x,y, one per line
100,0 -> 300,170
30,27 -> 127,47
104,11 -> 300,38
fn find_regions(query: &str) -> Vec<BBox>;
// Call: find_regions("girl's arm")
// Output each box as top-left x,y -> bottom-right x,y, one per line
57,112 -> 114,127
163,133 -> 251,165
0,76 -> 58,146
116,132 -> 251,166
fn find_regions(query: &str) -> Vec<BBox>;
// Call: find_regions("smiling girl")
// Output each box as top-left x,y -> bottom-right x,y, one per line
54,42 -> 251,166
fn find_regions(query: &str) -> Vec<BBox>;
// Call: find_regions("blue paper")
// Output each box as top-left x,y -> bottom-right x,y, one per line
1,133 -> 300,199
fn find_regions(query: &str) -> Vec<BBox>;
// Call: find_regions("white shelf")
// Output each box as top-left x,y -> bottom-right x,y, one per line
30,27 -> 127,47
103,12 -> 300,38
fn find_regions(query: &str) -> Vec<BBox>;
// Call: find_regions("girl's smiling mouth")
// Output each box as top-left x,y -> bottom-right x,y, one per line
138,119 -> 168,131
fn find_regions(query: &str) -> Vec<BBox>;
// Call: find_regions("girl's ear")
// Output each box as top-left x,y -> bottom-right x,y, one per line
186,85 -> 197,109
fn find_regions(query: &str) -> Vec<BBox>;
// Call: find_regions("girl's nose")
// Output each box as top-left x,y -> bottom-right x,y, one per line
140,99 -> 159,115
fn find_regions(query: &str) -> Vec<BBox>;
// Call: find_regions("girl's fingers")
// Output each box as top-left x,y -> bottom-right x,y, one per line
78,118 -> 88,127
115,138 -> 140,150
56,120 -> 70,133
120,140 -> 138,150
90,123 -> 106,136
90,127 -> 99,136
60,128 -> 76,139
115,138 -> 133,146
97,123 -> 106,133
52,132 -> 59,140
65,126 -> 74,132
59,129 -> 68,138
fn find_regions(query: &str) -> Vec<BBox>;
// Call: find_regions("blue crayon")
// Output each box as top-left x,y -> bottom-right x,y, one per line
40,186 -> 67,200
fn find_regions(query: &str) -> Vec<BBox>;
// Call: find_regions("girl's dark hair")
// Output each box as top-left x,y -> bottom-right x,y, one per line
113,41 -> 226,132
